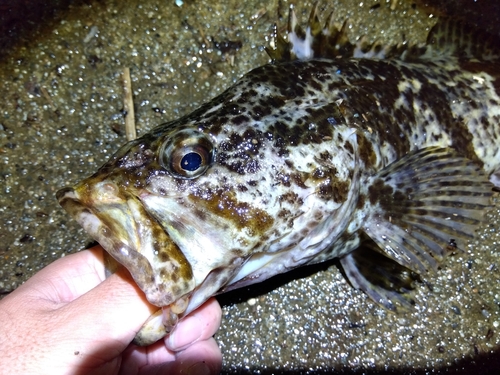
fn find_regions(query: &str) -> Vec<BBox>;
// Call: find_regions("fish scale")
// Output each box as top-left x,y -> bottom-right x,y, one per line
57,4 -> 500,345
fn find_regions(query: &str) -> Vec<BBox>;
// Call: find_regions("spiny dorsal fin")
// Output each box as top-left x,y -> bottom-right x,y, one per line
267,3 -> 500,63
267,3 -> 355,62
426,19 -> 500,61
265,23 -> 290,62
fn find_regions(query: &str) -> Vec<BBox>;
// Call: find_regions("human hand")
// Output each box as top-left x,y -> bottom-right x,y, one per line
0,245 -> 222,375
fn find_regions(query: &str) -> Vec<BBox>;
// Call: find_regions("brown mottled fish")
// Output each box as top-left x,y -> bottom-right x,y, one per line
57,4 -> 500,345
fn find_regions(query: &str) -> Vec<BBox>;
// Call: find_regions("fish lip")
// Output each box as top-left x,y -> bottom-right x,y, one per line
56,186 -> 132,259
56,187 -> 74,202
57,182 -> 196,308
57,187 -> 99,233
56,184 -> 141,275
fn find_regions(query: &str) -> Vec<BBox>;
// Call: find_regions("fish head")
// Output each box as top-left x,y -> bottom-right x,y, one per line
57,62 -> 362,343
56,123 -> 273,307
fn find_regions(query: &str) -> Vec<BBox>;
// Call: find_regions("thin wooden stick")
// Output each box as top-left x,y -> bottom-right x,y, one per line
122,67 -> 137,141
40,86 -> 57,111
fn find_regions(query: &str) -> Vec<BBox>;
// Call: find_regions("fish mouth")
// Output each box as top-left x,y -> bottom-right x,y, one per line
56,181 -> 196,309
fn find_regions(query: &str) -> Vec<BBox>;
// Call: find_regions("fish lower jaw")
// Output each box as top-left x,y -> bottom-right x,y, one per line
58,184 -> 197,305
57,186 -> 140,260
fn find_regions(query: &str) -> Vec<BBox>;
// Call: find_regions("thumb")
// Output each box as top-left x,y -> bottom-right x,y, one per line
67,267 -> 157,340
21,246 -> 157,347
0,247 -> 158,375
41,265 -> 158,375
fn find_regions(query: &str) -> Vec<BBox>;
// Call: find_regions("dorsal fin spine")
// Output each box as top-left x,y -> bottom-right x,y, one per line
267,5 -> 500,63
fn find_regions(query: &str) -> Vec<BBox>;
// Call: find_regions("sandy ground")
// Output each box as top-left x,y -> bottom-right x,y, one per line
1,0 -> 499,373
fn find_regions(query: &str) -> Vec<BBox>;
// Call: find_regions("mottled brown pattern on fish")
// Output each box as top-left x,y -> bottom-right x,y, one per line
192,190 -> 274,236
356,131 -> 377,171
367,179 -> 409,225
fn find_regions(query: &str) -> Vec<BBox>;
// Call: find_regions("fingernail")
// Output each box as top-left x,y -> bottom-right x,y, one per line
186,362 -> 211,375
165,314 -> 202,351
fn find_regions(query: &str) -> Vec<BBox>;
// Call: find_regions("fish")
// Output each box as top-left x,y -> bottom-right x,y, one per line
57,4 -> 500,346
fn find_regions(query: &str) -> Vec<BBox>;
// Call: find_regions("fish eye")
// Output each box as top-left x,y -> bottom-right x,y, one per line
160,130 -> 215,179
181,152 -> 203,171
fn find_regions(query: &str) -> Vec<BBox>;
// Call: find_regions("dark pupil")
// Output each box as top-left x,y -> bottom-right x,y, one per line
180,152 -> 202,171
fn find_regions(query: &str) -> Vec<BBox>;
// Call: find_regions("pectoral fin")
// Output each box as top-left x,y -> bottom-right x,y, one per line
362,147 -> 492,271
341,147 -> 493,310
